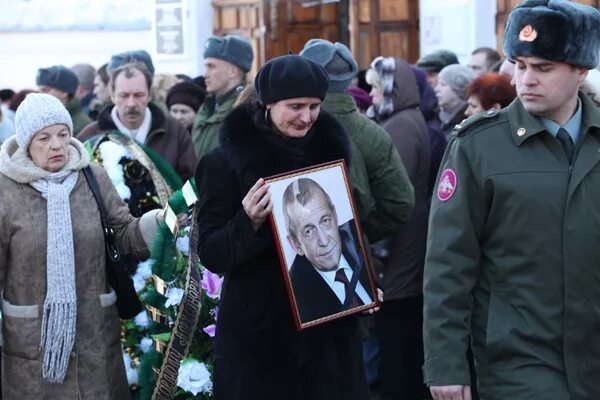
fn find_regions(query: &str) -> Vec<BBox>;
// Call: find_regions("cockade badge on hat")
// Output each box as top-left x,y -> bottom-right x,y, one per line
519,25 -> 537,42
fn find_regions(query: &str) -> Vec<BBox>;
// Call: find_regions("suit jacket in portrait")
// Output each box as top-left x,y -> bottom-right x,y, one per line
289,220 -> 373,324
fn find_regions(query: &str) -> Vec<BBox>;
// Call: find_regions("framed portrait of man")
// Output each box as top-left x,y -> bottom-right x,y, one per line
265,160 -> 379,330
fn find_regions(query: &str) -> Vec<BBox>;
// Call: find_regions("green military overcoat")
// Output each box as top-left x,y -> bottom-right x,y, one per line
66,98 -> 91,137
424,93 -> 600,400
191,87 -> 240,159
322,93 -> 414,242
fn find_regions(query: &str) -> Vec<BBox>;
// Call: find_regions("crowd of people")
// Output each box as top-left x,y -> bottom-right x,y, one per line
1,0 -> 600,399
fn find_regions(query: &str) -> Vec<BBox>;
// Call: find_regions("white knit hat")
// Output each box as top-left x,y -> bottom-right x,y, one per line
14,93 -> 73,149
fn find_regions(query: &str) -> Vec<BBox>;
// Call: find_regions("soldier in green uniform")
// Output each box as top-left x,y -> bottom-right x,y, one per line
423,1 -> 600,400
36,65 -> 92,137
191,35 -> 253,159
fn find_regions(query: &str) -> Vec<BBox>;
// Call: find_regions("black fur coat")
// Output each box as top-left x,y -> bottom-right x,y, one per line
194,104 -> 369,400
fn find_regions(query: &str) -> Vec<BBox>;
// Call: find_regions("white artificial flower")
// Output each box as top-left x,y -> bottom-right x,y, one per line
137,260 -> 154,280
132,260 -> 154,292
133,273 -> 147,293
98,140 -> 132,200
177,359 -> 212,395
122,351 -> 139,385
176,236 -> 189,256
139,337 -> 153,353
134,310 -> 150,328
165,287 -> 184,308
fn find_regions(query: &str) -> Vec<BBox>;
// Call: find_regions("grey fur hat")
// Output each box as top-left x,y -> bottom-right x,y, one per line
416,50 -> 459,73
36,66 -> 79,96
204,35 -> 254,72
503,0 -> 600,69
300,39 -> 358,93
438,65 -> 475,100
14,93 -> 72,149
108,50 -> 155,76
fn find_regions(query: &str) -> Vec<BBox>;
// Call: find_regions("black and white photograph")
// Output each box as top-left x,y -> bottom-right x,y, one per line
266,161 -> 378,329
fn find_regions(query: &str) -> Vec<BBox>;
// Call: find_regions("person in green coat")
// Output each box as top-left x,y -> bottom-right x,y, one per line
424,2 -> 600,400
36,65 -> 91,137
300,39 -> 414,243
191,35 -> 254,159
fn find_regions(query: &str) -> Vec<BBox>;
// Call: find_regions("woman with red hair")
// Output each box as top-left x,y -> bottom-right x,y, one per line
465,73 -> 516,117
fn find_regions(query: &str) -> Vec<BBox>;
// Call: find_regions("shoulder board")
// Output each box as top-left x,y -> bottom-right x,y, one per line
452,108 -> 500,137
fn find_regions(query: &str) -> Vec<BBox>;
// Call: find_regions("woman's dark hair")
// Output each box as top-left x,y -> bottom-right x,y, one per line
467,73 -> 516,110
97,63 -> 109,86
244,88 -> 271,132
9,89 -> 35,112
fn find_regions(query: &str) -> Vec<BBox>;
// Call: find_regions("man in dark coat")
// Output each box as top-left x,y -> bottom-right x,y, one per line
424,2 -> 600,399
78,62 -> 197,181
284,178 -> 373,324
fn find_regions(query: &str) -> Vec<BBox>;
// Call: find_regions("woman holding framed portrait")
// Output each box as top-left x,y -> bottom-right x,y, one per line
194,55 -> 375,400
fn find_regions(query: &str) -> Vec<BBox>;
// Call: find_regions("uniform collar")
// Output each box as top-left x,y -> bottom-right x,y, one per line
510,93 -> 600,146
540,98 -> 582,143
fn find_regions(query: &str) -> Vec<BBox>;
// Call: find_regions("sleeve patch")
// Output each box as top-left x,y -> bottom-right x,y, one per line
437,168 -> 457,202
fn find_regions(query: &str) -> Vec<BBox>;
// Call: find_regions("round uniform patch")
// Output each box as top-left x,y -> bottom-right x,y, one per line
437,168 -> 457,202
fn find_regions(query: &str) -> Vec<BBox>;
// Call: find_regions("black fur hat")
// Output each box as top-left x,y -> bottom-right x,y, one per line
503,0 -> 600,69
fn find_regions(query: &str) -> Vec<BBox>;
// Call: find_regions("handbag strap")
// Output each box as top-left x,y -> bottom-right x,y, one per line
82,166 -> 121,262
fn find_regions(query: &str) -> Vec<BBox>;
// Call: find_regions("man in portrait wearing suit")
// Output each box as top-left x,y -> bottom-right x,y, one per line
283,178 -> 373,324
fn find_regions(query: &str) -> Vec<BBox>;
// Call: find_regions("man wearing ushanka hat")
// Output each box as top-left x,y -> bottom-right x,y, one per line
423,1 -> 600,399
36,65 -> 92,136
191,34 -> 254,159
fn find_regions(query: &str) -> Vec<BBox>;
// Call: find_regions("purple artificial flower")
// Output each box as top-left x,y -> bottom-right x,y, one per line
201,270 -> 224,300
203,324 -> 216,337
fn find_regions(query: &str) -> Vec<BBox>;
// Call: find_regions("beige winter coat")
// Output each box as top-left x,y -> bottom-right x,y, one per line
0,137 -> 155,399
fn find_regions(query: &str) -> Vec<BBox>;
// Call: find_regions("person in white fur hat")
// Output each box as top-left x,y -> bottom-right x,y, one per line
0,93 -> 161,398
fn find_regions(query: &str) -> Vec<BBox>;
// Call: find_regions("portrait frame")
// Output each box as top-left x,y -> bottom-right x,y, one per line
265,160 -> 379,330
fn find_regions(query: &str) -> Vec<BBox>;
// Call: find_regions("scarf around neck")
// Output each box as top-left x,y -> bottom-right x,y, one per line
31,170 -> 79,383
111,105 -> 152,144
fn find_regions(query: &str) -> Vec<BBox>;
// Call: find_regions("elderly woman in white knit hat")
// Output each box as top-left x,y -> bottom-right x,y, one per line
0,93 -> 161,399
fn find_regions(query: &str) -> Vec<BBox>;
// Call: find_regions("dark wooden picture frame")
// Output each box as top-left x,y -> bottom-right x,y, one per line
265,160 -> 379,330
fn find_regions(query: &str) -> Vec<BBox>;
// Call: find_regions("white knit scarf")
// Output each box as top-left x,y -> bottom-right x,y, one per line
31,170 -> 79,383
111,105 -> 152,144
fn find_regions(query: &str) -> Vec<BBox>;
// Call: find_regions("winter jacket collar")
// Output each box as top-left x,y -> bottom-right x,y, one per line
65,97 -> 83,117
0,136 -> 89,184
96,102 -> 167,137
196,86 -> 243,125
510,92 -> 600,147
322,93 -> 358,115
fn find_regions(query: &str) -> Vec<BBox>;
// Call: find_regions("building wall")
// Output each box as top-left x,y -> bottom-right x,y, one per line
0,0 -> 212,91
419,0 -> 497,63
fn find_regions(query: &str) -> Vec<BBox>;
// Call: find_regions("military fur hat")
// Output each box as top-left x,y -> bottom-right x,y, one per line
36,66 -> 79,96
108,50 -> 155,76
300,39 -> 358,93
416,50 -> 459,73
204,35 -> 254,72
503,0 -> 600,69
